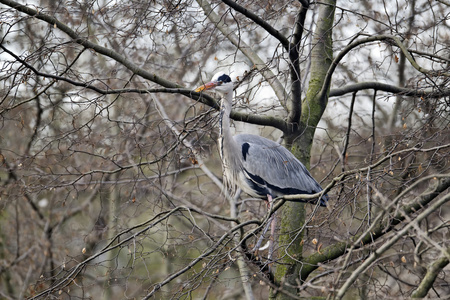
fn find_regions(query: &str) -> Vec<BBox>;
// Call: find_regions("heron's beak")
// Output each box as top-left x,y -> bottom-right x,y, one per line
195,81 -> 217,92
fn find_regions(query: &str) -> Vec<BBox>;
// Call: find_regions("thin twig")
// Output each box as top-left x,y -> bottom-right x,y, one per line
335,192 -> 450,299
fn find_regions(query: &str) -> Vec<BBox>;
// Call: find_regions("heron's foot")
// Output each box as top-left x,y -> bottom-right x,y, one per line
251,239 -> 270,253
251,214 -> 274,252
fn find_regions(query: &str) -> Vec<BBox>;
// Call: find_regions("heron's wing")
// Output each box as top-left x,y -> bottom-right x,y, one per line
234,134 -> 328,204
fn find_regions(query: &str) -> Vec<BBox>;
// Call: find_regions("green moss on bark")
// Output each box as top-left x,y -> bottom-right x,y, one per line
271,1 -> 335,299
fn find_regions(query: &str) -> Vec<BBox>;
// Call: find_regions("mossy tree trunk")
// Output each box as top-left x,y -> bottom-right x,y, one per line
271,1 -> 335,299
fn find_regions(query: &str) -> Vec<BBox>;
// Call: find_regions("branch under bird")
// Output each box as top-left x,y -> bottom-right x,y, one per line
195,72 -> 328,255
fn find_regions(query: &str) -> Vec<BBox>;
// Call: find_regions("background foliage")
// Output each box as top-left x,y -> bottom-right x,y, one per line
1,0 -> 449,299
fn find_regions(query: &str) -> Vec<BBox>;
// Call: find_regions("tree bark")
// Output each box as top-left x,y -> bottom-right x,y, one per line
272,1 -> 335,299
411,247 -> 450,298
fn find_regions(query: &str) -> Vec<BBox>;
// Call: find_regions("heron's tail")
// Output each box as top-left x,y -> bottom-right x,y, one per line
319,193 -> 329,207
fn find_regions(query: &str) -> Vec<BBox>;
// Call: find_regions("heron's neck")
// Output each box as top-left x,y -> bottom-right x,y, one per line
219,91 -> 232,133
218,89 -> 242,193
219,91 -> 237,159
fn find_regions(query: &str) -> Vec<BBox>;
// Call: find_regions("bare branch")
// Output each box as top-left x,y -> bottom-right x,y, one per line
329,81 -> 450,98
196,0 -> 288,108
0,0 -> 180,88
319,34 -> 450,104
220,0 -> 290,48
411,247 -> 450,298
301,174 -> 450,282
336,192 -> 450,299
142,218 -> 259,299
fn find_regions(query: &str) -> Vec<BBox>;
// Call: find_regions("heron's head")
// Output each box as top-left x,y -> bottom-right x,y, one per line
195,72 -> 233,94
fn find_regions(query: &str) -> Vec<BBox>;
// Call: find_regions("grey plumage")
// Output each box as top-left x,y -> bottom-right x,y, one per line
195,72 -> 328,206
234,134 -> 328,205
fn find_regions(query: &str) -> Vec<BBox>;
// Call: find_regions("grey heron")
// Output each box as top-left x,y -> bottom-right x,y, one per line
195,72 -> 328,207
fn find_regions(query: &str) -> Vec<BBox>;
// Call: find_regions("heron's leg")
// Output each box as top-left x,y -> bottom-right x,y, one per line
252,195 -> 276,258
267,194 -> 276,261
252,215 -> 274,252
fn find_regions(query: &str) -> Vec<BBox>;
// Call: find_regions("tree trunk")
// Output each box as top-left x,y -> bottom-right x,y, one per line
272,1 -> 335,299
